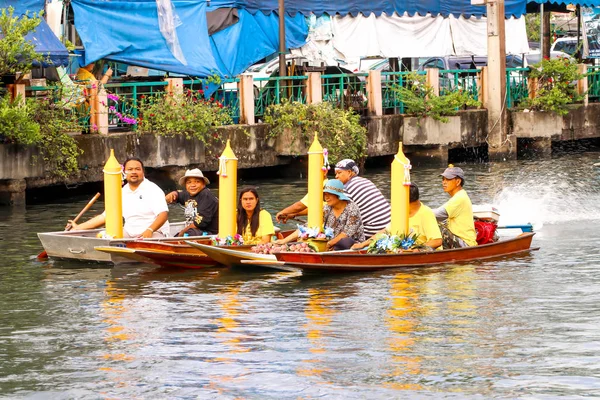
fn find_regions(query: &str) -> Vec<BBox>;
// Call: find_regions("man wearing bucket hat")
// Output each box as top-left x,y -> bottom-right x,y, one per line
433,165 -> 477,248
165,168 -> 218,236
276,179 -> 365,250
334,159 -> 390,238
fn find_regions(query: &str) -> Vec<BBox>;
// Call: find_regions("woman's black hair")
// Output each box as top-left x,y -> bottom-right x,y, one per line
123,157 -> 144,169
409,183 -> 420,203
236,186 -> 261,237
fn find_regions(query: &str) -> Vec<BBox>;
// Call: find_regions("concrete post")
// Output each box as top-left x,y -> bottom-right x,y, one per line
96,87 -> 109,135
165,78 -> 184,96
10,84 -> 26,104
238,74 -> 255,125
306,72 -> 323,105
485,0 -> 514,160
88,84 -> 98,132
479,67 -> 488,109
528,77 -> 539,100
366,70 -> 382,116
577,63 -> 588,106
426,68 -> 440,97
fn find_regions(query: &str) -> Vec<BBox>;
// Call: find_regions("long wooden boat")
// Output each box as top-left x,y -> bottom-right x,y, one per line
37,222 -> 214,263
94,245 -> 224,269
185,242 -> 298,271
273,232 -> 537,272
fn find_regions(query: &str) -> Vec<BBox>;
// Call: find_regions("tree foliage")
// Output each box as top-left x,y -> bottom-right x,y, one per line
0,6 -> 44,77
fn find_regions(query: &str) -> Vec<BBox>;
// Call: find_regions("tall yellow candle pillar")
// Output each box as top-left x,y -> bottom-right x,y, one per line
104,149 -> 123,238
307,133 -> 324,229
218,139 -> 238,238
390,142 -> 411,236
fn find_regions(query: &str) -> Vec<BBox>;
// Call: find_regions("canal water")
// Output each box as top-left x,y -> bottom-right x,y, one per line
1,152 -> 600,398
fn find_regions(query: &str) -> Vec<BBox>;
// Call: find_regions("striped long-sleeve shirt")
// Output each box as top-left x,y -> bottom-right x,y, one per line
344,176 -> 391,238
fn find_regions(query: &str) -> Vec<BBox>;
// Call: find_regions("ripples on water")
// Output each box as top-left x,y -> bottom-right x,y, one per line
1,153 -> 600,398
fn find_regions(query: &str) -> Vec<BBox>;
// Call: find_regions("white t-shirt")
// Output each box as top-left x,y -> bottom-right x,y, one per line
118,178 -> 170,237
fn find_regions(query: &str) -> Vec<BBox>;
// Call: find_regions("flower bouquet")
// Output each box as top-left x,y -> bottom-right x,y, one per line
366,231 -> 424,254
212,234 -> 244,246
297,225 -> 334,252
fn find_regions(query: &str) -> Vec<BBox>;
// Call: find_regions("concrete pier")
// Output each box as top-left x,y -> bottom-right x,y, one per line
2,104 -> 600,205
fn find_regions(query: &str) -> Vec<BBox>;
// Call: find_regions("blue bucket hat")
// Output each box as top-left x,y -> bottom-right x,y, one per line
323,179 -> 351,201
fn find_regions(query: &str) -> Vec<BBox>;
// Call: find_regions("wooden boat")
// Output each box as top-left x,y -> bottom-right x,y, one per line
273,232 -> 537,272
37,222 -> 216,263
185,242 -> 298,271
95,240 -> 249,269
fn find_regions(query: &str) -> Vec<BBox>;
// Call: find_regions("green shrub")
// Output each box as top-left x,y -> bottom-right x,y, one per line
520,57 -> 583,116
136,90 -> 233,143
0,95 -> 41,144
0,95 -> 82,179
0,6 -> 45,77
392,72 -> 480,122
264,100 -> 368,165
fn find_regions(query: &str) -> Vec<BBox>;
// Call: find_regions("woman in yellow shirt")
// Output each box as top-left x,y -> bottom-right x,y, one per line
236,187 -> 275,245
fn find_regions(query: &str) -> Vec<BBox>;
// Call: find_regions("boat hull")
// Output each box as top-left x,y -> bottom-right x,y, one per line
274,233 -> 537,271
95,245 -> 223,269
185,242 -> 296,271
37,222 -> 211,263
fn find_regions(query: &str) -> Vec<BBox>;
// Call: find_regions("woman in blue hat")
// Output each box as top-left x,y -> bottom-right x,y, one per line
276,179 -> 365,250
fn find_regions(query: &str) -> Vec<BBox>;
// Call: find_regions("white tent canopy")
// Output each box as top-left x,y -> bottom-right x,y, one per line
292,13 -> 530,66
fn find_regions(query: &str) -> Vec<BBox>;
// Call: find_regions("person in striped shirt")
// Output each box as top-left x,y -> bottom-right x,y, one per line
334,159 -> 391,238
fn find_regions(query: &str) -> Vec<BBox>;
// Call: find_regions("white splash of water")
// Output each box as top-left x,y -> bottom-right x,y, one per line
493,180 -> 600,229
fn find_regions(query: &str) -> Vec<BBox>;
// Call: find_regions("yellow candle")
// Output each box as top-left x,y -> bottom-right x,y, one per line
218,139 -> 238,238
307,133 -> 324,230
104,149 -> 123,238
390,142 -> 410,236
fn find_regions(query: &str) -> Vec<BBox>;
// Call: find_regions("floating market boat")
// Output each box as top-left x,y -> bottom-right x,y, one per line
92,229 -> 295,268
37,222 -> 215,263
185,242 -> 299,271
273,232 -> 537,272
186,231 -> 536,273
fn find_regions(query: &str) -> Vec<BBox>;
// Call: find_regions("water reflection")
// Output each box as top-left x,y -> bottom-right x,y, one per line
298,288 -> 337,380
383,273 -> 423,391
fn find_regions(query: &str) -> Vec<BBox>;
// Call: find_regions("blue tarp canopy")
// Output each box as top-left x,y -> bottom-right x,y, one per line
0,0 -> 70,66
72,0 -> 308,78
209,0 -> 528,18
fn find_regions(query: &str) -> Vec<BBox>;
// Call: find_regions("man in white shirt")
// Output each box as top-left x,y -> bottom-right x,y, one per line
70,157 -> 170,238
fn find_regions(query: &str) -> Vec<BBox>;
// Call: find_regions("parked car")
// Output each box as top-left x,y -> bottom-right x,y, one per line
550,36 -> 600,57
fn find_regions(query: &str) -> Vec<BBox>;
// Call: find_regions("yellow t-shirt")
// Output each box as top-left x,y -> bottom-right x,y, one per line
385,204 -> 442,249
242,209 -> 275,245
300,179 -> 329,207
443,189 -> 477,247
75,68 -> 96,83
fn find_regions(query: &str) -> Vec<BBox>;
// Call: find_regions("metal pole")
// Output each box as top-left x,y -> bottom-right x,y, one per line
278,0 -> 286,77
540,3 -> 544,59
577,5 -> 581,61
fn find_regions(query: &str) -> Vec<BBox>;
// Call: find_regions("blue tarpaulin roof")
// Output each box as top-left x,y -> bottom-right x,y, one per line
72,0 -> 308,78
1,0 -> 70,66
209,0 -> 528,18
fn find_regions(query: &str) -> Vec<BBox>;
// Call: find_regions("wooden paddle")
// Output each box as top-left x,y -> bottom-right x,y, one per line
37,192 -> 102,260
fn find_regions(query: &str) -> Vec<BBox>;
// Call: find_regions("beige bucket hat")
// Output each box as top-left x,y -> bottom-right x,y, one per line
179,168 -> 210,186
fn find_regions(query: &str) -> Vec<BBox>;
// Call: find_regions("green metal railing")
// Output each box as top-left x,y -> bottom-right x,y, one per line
104,81 -> 168,128
321,73 -> 368,111
380,71 -> 423,114
183,78 -> 240,123
506,67 -> 529,108
254,75 -> 307,118
439,69 -> 480,100
587,66 -> 600,101
25,84 -> 91,129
